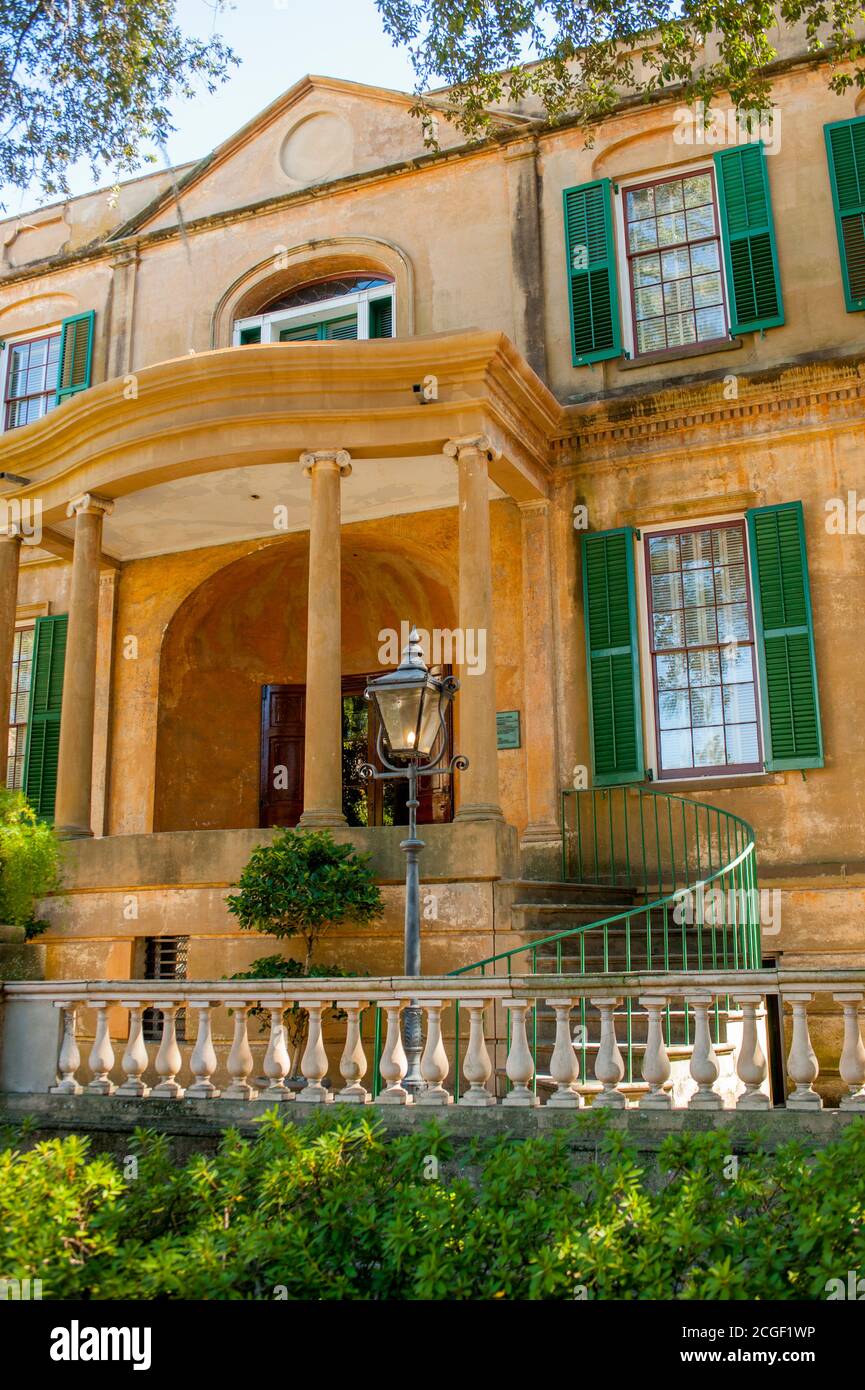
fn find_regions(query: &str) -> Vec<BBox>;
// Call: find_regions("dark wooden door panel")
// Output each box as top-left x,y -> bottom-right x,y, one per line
260,684 -> 304,827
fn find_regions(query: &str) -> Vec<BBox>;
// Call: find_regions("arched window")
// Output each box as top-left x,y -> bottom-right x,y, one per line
233,273 -> 394,346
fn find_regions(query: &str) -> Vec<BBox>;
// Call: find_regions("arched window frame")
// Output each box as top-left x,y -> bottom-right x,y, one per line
232,277 -> 395,345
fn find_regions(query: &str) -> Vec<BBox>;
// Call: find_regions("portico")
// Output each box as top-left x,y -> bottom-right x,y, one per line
0,333 -> 563,885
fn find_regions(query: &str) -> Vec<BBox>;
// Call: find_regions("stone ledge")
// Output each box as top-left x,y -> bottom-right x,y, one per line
1,1092 -> 859,1158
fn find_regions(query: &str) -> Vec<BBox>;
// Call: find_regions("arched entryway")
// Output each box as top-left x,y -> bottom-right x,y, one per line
153,531 -> 457,832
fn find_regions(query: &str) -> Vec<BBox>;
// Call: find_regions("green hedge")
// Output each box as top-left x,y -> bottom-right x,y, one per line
2,1113 -> 864,1300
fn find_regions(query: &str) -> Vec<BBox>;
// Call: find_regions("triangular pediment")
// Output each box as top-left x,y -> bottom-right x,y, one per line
116,76 -> 493,237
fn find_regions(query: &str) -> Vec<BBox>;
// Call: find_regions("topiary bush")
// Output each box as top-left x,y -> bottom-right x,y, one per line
226,829 -> 383,971
2,1114 -> 865,1300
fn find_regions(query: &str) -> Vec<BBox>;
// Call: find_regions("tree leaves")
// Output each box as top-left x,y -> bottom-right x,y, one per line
374,0 -> 865,145
0,0 -> 237,201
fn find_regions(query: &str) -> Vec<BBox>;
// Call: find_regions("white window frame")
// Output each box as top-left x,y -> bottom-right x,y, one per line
635,511 -> 765,784
612,161 -> 733,363
233,282 -> 395,346
0,323 -> 63,435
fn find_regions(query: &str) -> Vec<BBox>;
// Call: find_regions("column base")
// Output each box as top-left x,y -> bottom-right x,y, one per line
688,1089 -> 723,1110
55,825 -> 94,840
520,821 -> 562,846
455,804 -> 505,823
297,809 -> 347,829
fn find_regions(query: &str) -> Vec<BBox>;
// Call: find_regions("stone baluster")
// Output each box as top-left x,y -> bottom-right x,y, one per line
86,1001 -> 116,1095
186,1001 -> 221,1099
785,993 -> 822,1110
335,1000 -> 370,1103
375,999 -> 410,1105
502,1000 -> 539,1107
687,993 -> 722,1110
458,999 -> 496,1106
639,995 -> 672,1109
116,1001 -> 150,1098
546,999 -> 582,1108
223,1001 -> 258,1100
590,996 -> 626,1107
298,999 -> 332,1103
260,1005 -> 294,1102
416,1000 -> 453,1106
151,1003 -> 185,1098
835,992 -> 865,1110
733,991 -> 770,1109
51,1003 -> 82,1095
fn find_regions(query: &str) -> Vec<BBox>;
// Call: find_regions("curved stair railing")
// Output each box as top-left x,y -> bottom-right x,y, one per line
369,788 -> 760,1098
444,787 -> 761,1098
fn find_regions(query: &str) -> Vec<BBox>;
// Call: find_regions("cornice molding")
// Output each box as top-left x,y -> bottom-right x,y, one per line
556,356 -> 865,467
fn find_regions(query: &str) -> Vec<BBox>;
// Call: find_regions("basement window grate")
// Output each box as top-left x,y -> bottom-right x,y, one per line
142,936 -> 189,1043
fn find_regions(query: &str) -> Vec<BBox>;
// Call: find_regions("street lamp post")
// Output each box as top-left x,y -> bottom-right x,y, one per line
360,626 -> 467,1091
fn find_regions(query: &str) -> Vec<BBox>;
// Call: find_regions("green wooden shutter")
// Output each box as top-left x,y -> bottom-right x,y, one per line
369,296 -> 393,338
324,315 -> 358,340
239,326 -> 262,345
55,311 -> 95,404
563,179 -> 621,366
279,324 -> 320,342
714,144 -> 784,333
581,528 -> 644,785
824,117 -> 865,312
746,502 -> 823,770
22,613 -> 68,820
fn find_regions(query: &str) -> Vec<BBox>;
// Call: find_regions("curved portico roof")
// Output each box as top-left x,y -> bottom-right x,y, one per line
0,333 -> 562,551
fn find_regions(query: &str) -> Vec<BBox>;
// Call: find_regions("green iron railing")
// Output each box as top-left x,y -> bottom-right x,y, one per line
370,786 -> 760,1098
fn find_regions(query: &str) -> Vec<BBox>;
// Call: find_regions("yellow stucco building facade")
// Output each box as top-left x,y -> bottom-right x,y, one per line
0,35 -> 863,1084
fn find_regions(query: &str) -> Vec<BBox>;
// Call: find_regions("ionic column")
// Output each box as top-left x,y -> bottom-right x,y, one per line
0,527 -> 21,787
55,493 -> 114,837
298,451 -> 350,828
443,434 -> 503,821
518,499 -> 561,847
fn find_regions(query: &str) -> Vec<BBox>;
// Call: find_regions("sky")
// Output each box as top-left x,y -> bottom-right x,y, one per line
0,0 -> 421,216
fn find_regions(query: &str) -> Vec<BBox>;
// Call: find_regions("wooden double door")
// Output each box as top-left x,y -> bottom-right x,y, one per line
260,673 -> 453,829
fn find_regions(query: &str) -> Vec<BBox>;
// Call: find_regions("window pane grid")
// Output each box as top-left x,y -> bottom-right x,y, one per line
646,522 -> 762,776
625,172 -> 728,358
6,625 -> 34,789
4,334 -> 61,430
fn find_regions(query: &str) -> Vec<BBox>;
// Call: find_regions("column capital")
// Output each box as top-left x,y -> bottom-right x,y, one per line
444,434 -> 501,464
517,497 -> 551,517
67,493 -> 115,520
300,449 -> 352,478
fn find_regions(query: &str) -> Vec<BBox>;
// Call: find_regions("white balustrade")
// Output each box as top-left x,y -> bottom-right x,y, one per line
502,1000 -> 539,1107
835,992 -> 865,1110
734,991 -> 770,1109
297,999 -> 332,1103
545,999 -> 582,1108
117,1002 -> 150,1098
223,1002 -> 258,1101
335,1000 -> 370,1103
86,1002 -> 115,1095
590,996 -> 626,1108
187,1001 -> 221,1099
458,999 -> 495,1106
639,995 -> 672,1109
51,1002 -> 82,1095
687,993 -> 721,1110
375,998 -> 410,1105
152,1003 -> 185,1099
785,993 -> 822,1110
261,1005 -> 293,1102
13,969 -> 865,1117
416,999 -> 452,1106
